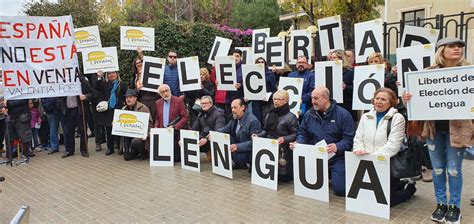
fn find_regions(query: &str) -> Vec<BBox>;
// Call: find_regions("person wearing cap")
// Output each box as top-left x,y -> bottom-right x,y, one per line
403,37 -> 472,223
121,89 -> 153,161
95,70 -> 128,156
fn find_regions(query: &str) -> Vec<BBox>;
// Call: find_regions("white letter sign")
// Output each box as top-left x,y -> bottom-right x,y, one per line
178,56 -> 201,92
289,29 -> 313,64
215,56 -> 237,91
242,64 -> 267,101
400,25 -> 439,47
251,137 -> 279,191
150,128 -> 174,167
352,64 -> 385,110
354,19 -> 383,63
346,152 -> 390,219
140,56 -> 166,93
180,130 -> 200,172
208,36 -> 232,64
252,28 -> 270,60
209,131 -> 233,179
318,15 -> 344,56
293,140 -> 329,202
278,77 -> 304,117
396,44 -> 435,96
265,36 -> 285,69
314,60 -> 344,103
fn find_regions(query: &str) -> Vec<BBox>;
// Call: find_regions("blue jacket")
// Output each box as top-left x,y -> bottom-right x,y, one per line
264,68 -> 277,93
164,64 -> 182,97
296,99 -> 355,160
288,69 -> 315,109
218,110 -> 261,153
225,63 -> 244,103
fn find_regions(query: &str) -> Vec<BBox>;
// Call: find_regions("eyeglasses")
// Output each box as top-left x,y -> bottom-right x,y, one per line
201,102 -> 211,105
135,61 -> 142,65
168,55 -> 177,59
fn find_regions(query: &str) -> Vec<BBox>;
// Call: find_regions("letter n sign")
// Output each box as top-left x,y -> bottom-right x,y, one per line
345,152 -> 390,219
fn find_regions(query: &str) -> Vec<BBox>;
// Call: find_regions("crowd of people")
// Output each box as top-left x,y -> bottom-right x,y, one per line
0,37 -> 472,223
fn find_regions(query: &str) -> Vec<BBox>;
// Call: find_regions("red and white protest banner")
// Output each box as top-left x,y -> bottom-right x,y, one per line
0,15 -> 82,100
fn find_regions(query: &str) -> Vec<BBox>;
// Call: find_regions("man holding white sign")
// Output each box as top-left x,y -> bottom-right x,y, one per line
218,98 -> 261,170
290,87 -> 355,196
403,37 -> 472,224
120,89 -> 153,161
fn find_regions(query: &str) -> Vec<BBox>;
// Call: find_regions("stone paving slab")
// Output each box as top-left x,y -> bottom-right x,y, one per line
0,139 -> 473,223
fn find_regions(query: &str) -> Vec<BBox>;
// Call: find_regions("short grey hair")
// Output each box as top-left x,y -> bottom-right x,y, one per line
200,95 -> 213,105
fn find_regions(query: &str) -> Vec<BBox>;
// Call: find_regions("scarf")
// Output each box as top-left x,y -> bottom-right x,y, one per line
108,80 -> 119,109
264,104 -> 290,132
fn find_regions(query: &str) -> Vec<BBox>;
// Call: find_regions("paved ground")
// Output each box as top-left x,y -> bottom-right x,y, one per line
0,138 -> 473,223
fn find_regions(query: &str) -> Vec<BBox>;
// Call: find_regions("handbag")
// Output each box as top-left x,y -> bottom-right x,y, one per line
387,115 -> 421,179
96,101 -> 108,112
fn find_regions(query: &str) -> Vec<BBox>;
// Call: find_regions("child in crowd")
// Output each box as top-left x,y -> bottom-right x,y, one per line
29,100 -> 42,151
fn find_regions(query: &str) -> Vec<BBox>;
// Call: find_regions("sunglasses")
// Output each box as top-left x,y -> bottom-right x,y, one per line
168,55 -> 177,59
256,61 -> 265,63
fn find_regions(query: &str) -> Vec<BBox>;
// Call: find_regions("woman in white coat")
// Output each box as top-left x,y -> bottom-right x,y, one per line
353,88 -> 416,207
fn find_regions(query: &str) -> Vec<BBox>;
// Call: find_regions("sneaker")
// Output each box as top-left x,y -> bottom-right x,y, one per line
421,167 -> 433,182
431,204 -> 448,222
445,205 -> 461,224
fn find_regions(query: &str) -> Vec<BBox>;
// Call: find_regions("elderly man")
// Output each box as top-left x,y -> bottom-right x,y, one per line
290,86 -> 355,196
155,84 -> 188,162
288,55 -> 315,115
191,95 -> 226,161
122,89 -> 153,161
218,98 -> 261,169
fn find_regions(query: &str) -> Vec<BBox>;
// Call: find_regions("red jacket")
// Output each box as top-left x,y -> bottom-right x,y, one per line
154,96 -> 188,129
210,67 -> 226,104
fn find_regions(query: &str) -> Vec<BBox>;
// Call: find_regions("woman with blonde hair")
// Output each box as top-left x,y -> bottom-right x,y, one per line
254,89 -> 299,182
403,37 -> 472,223
328,49 -> 356,121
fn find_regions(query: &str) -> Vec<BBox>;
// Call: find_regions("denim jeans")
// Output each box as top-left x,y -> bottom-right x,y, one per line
31,128 -> 39,148
425,131 -> 466,207
46,113 -> 59,151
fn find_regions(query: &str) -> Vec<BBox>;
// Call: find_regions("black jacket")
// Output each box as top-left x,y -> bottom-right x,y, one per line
192,106 -> 226,139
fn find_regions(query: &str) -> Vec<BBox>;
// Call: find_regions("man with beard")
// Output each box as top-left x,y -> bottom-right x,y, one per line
154,84 -> 188,162
218,98 -> 261,169
122,89 -> 153,161
191,95 -> 225,161
288,55 -> 315,116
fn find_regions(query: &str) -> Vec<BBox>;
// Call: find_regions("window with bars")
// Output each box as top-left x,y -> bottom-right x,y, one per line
402,9 -> 426,26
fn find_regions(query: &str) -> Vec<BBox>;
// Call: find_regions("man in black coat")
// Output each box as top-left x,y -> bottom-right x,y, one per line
191,96 -> 225,161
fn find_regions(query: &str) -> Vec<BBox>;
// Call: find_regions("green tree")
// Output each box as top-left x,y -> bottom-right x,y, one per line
23,0 -> 100,28
229,0 -> 290,36
280,0 -> 384,25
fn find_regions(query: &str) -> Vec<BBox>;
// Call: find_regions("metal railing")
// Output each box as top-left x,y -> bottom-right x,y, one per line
10,206 -> 30,224
382,11 -> 474,61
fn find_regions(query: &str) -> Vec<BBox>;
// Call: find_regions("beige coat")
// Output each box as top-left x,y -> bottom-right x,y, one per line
422,120 -> 474,148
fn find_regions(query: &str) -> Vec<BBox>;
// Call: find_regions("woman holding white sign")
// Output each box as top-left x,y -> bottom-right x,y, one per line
403,37 -> 472,223
253,90 -> 299,182
353,88 -> 416,207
